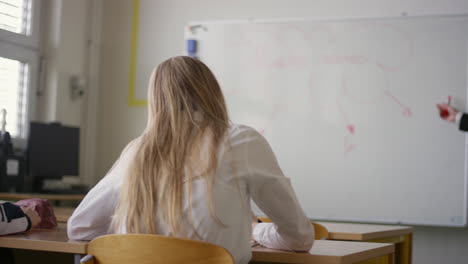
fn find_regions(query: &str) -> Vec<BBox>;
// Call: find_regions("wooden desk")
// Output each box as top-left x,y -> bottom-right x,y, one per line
0,192 -> 85,201
253,241 -> 394,264
54,207 -> 75,223
0,223 -> 86,263
317,222 -> 413,264
0,224 -> 394,264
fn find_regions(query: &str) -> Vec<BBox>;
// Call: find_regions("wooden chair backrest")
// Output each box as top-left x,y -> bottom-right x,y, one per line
87,234 -> 234,264
257,217 -> 329,240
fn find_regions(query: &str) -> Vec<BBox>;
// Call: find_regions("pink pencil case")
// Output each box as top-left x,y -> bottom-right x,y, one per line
16,198 -> 57,228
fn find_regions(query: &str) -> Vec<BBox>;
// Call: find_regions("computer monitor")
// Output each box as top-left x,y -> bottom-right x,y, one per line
27,122 -> 79,192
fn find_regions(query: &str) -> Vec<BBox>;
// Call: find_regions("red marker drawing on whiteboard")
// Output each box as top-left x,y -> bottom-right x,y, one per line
440,96 -> 452,118
384,90 -> 412,117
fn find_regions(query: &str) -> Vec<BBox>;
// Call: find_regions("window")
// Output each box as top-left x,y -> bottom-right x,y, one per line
0,0 -> 32,35
0,57 -> 28,137
0,0 -> 40,141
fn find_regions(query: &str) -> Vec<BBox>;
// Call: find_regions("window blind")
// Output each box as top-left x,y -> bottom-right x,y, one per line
0,0 -> 31,34
0,56 -> 28,137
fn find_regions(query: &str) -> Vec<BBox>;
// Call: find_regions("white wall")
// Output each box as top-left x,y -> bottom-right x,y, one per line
97,1 -> 468,263
39,0 -> 93,182
39,0 -> 91,126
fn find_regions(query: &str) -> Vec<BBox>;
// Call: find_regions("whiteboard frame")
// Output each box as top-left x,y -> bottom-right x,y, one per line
188,13 -> 468,27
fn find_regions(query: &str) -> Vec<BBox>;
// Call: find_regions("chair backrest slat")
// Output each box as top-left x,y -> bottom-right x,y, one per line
87,234 -> 234,264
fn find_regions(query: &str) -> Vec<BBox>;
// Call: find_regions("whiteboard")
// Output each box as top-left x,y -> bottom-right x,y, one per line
187,15 -> 468,227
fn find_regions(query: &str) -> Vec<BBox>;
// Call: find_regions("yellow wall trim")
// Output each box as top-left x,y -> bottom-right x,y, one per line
128,0 -> 147,107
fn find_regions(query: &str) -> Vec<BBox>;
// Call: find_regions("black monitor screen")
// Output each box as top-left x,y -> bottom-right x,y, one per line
28,122 -> 79,178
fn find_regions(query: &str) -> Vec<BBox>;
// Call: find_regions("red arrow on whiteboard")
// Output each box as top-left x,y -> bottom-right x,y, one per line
337,98 -> 356,135
384,90 -> 412,117
344,136 -> 357,155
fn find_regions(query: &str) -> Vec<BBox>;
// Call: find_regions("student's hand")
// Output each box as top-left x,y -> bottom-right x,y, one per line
437,103 -> 458,122
251,211 -> 259,241
21,207 -> 41,228
251,221 -> 258,241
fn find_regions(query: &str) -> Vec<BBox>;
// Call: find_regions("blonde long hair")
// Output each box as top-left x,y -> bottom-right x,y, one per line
112,56 -> 229,235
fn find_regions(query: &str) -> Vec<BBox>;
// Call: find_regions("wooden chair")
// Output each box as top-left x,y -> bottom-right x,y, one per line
257,217 -> 329,240
81,234 -> 234,264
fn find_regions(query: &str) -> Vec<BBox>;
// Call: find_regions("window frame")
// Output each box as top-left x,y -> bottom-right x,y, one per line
0,0 -> 41,49
0,0 -> 41,148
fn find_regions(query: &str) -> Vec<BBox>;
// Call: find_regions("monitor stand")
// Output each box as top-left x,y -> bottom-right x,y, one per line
32,176 -> 88,194
32,176 -> 48,193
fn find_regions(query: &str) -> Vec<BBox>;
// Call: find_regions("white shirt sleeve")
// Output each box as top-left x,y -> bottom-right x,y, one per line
67,169 -> 120,240
67,140 -> 138,240
241,128 -> 314,251
0,218 -> 29,235
0,203 -> 30,235
455,111 -> 464,126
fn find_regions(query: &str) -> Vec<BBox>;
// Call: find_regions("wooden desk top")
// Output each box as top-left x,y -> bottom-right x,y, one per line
0,193 -> 85,201
0,223 -> 394,263
0,223 -> 87,254
316,222 -> 413,241
54,207 -> 75,223
253,241 -> 393,264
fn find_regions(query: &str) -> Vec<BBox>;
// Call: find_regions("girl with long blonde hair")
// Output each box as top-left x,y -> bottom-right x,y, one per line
68,56 -> 313,264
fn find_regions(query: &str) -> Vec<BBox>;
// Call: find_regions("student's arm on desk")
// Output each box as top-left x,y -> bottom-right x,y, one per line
67,172 -> 119,240
0,202 -> 31,235
67,141 -> 138,240
238,128 -> 314,251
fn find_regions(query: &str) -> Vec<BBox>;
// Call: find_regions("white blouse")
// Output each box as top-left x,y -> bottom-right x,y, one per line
68,124 -> 314,264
